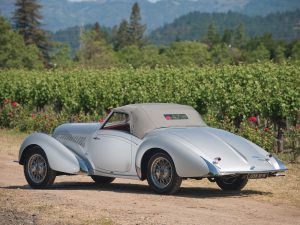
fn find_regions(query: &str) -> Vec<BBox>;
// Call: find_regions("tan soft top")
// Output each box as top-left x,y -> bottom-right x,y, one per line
113,103 -> 206,139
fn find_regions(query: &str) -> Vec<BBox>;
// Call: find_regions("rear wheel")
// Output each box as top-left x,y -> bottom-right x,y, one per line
146,152 -> 182,194
24,147 -> 56,189
91,176 -> 115,184
216,175 -> 248,191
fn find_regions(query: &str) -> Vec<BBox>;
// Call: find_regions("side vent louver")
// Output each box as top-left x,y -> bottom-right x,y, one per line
53,134 -> 87,147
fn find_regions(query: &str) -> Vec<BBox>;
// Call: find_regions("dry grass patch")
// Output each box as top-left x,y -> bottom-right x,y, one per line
0,129 -> 27,156
245,163 -> 300,206
187,164 -> 300,208
0,188 -> 115,225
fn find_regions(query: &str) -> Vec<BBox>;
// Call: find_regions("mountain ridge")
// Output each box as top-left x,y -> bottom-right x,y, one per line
1,0 -> 300,31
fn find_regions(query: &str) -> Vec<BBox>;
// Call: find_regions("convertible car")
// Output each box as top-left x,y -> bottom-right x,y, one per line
19,103 -> 286,194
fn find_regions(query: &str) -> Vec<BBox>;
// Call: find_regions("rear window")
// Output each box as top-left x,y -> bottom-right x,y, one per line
164,114 -> 189,120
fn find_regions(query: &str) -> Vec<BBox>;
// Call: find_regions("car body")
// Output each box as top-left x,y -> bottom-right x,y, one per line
19,103 -> 286,194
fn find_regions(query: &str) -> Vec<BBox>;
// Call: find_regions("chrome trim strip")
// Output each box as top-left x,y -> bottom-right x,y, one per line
94,169 -> 139,179
219,169 -> 287,175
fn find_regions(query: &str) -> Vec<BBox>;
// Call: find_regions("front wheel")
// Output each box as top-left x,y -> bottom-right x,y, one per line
146,152 -> 182,194
24,147 -> 56,189
91,175 -> 115,184
215,175 -> 248,191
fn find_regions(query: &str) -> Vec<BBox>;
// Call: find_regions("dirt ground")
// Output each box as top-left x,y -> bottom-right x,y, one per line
0,130 -> 299,225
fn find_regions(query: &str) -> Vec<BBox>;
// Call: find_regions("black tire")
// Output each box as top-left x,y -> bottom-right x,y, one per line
24,146 -> 56,189
91,175 -> 115,184
146,152 -> 182,194
216,175 -> 248,191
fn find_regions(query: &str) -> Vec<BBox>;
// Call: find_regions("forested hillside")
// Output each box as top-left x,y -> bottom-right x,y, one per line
52,10 -> 300,53
150,10 -> 300,44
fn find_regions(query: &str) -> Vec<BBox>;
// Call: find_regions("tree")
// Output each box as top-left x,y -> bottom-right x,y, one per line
244,43 -> 270,63
113,19 -> 130,51
222,29 -> 234,46
128,2 -> 146,47
204,23 -> 220,47
233,23 -> 246,48
93,22 -> 102,41
77,29 -> 116,68
210,44 -> 242,65
165,41 -> 211,66
273,45 -> 286,63
13,0 -> 50,66
50,42 -> 74,68
291,41 -> 300,60
117,45 -> 143,68
0,16 -> 43,69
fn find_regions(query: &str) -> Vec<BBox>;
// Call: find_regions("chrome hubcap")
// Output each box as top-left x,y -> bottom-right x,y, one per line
28,154 -> 47,183
151,157 -> 172,189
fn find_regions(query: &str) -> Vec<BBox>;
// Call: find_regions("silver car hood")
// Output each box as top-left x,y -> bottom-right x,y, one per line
167,127 -> 285,173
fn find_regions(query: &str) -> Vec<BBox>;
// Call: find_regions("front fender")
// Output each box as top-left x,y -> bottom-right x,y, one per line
135,133 -> 216,178
19,133 -> 80,174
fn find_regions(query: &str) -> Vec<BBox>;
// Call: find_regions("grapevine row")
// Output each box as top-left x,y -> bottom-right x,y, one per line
1,63 -> 299,123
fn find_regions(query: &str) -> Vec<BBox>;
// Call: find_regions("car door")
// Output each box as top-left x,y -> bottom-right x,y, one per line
88,112 -> 132,174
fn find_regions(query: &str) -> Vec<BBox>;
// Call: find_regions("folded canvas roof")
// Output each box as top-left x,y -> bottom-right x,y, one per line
113,103 -> 206,139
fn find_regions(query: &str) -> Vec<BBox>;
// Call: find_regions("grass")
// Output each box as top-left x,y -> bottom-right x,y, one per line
0,129 -> 27,157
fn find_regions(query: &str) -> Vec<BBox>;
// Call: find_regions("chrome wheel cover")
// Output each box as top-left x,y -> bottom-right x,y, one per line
27,154 -> 47,183
150,156 -> 173,189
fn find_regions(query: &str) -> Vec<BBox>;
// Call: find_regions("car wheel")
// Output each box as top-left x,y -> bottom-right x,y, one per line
146,152 -> 182,194
24,146 -> 56,189
215,175 -> 248,191
91,176 -> 115,184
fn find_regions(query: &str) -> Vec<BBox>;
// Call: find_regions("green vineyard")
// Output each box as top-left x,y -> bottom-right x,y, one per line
0,63 -> 299,157
1,63 -> 299,119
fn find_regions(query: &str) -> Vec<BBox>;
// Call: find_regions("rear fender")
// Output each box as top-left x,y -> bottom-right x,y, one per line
135,133 -> 216,179
19,133 -> 80,174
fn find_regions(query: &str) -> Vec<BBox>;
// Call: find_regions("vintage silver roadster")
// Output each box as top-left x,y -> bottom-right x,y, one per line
19,103 -> 286,194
